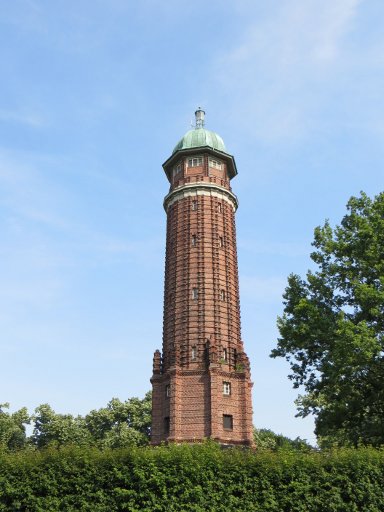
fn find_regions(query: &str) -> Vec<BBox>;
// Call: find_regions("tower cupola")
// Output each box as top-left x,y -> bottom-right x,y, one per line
164,111 -> 237,182
172,109 -> 227,154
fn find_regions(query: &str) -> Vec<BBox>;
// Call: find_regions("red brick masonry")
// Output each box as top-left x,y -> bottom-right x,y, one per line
151,148 -> 254,446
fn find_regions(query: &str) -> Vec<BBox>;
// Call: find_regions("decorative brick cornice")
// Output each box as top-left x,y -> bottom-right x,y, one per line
163,182 -> 238,212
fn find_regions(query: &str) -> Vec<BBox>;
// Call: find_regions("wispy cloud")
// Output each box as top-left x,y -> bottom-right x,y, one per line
0,109 -> 45,128
213,0 -> 362,142
0,149 -> 164,266
0,149 -> 70,231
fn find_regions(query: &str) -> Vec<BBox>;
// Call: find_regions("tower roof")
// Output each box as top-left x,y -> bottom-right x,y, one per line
172,127 -> 226,154
164,109 -> 237,180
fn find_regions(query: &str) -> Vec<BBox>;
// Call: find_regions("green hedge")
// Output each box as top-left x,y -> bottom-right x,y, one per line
0,443 -> 383,511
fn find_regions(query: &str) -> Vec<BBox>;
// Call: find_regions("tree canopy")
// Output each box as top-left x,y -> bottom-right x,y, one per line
0,393 -> 152,452
253,428 -> 312,452
271,192 -> 384,448
2,393 -> 312,453
0,403 -> 29,451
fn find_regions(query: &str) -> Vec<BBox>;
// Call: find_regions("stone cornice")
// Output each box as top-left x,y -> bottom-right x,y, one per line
163,182 -> 239,212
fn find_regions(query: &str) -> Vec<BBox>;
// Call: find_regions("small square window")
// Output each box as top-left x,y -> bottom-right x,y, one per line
192,288 -> 198,300
188,157 -> 203,167
209,158 -> 222,170
223,414 -> 233,430
223,381 -> 231,395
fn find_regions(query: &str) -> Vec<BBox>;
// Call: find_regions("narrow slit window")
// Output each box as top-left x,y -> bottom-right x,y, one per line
164,417 -> 170,435
220,289 -> 226,301
192,288 -> 198,300
191,199 -> 198,210
223,348 -> 228,361
165,384 -> 171,397
217,203 -> 222,213
223,382 -> 231,395
172,163 -> 181,178
219,236 -> 223,248
191,234 -> 197,247
191,346 -> 197,361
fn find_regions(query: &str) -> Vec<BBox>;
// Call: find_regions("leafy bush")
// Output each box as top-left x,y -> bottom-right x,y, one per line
0,443 -> 383,511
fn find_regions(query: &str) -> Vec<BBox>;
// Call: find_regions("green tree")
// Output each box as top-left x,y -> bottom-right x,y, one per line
31,393 -> 152,449
84,392 -> 152,448
254,428 -> 313,452
31,404 -> 92,448
271,192 -> 384,448
0,403 -> 30,451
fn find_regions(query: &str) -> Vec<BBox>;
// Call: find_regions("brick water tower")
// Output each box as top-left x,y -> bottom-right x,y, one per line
151,109 -> 254,445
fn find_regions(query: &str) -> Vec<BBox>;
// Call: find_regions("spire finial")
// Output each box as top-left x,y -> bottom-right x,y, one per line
194,107 -> 205,129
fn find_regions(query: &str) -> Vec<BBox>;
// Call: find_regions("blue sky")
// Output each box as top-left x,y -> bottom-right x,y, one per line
1,0 -> 383,443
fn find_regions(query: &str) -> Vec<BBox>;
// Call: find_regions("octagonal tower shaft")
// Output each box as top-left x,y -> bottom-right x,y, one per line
151,114 -> 253,446
163,167 -> 241,371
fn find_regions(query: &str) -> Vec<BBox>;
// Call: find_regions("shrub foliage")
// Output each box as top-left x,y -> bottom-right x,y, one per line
0,443 -> 383,511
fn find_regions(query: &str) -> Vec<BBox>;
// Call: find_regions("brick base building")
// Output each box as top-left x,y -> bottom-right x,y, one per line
151,110 -> 254,446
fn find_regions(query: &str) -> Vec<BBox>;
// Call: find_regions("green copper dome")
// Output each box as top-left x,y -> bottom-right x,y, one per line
164,110 -> 238,180
172,127 -> 226,154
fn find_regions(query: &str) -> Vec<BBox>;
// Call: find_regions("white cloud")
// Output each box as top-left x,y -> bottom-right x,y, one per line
0,109 -> 45,128
225,0 -> 360,76
0,150 -> 70,231
213,0 -> 362,142
0,148 -> 164,274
